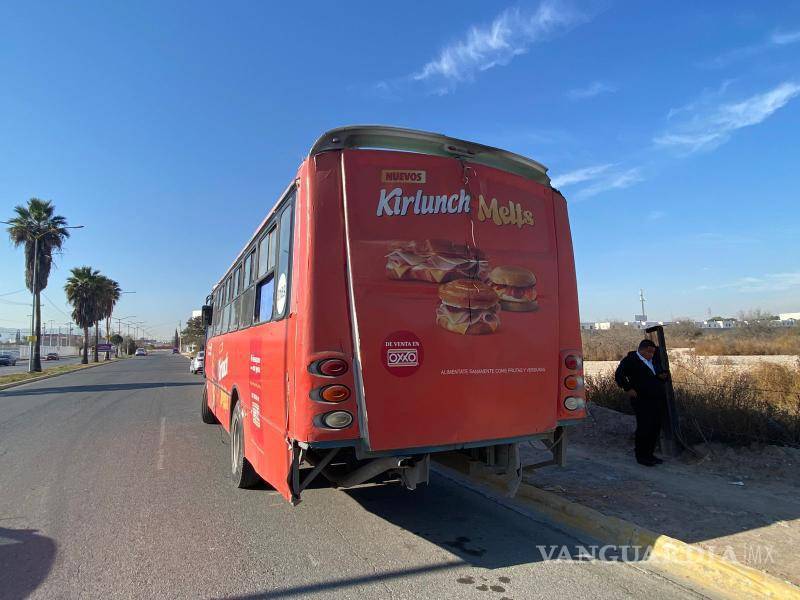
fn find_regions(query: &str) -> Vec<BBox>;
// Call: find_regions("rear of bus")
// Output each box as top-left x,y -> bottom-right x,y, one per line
291,126 -> 585,500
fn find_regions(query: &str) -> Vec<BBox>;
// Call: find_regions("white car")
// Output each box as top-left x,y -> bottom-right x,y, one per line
190,351 -> 205,374
134,348 -> 147,356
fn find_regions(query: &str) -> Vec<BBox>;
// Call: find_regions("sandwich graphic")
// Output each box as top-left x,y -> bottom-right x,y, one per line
386,239 -> 488,283
487,266 -> 538,312
436,279 -> 501,335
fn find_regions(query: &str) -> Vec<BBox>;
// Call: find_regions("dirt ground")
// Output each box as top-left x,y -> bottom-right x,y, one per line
521,404 -> 800,585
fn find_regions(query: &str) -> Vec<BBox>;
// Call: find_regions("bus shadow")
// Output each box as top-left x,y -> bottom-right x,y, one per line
1,381 -> 201,397
342,473 -> 594,570
0,527 -> 57,600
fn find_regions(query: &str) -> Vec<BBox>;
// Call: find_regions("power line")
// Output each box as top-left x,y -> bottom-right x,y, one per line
41,291 -> 73,321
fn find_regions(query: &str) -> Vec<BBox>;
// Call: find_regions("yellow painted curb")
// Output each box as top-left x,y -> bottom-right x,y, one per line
461,468 -> 799,599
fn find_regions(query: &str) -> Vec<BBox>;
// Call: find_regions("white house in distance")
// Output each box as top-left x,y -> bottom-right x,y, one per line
581,322 -> 612,331
701,318 -> 737,329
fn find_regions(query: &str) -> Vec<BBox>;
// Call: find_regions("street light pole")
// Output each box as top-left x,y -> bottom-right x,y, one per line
29,234 -> 37,371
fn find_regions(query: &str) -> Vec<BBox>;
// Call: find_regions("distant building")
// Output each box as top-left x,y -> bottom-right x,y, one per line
775,312 -> 799,327
580,322 -> 612,331
702,318 -> 737,329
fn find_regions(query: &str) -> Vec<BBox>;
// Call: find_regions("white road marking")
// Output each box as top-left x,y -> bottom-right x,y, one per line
157,416 -> 166,470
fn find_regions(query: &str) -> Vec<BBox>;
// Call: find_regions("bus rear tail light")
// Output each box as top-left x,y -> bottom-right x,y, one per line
319,385 -> 350,403
564,375 -> 584,390
309,358 -> 349,377
320,410 -> 353,429
564,354 -> 582,370
564,396 -> 585,411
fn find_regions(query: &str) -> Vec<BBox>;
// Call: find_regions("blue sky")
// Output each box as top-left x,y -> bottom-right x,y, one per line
2,1 -> 799,338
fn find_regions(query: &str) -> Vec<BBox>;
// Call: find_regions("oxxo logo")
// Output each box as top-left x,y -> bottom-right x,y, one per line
382,331 -> 424,377
387,348 -> 418,368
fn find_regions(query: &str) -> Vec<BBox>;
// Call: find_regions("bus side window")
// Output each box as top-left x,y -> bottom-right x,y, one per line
273,203 -> 293,319
231,265 -> 242,331
222,277 -> 232,332
255,276 -> 274,323
240,250 -> 256,329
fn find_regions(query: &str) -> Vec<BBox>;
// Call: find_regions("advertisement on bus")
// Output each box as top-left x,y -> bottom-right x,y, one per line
342,150 -> 560,451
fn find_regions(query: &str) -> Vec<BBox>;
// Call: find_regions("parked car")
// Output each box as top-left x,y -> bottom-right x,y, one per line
0,353 -> 17,366
134,348 -> 147,356
190,351 -> 204,374
45,352 -> 59,361
172,348 -> 179,354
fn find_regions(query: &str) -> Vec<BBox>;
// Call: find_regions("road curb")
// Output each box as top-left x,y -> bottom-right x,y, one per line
462,469 -> 799,599
0,359 -> 121,392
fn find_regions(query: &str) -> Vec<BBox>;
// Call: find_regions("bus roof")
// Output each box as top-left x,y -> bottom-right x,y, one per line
309,125 -> 550,186
211,126 -> 552,294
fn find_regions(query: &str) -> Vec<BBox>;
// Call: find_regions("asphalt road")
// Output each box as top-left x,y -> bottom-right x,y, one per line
0,354 -> 82,375
0,354 -> 709,599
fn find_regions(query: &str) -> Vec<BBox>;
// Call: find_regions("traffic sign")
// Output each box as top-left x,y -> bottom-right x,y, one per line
96,343 -> 113,352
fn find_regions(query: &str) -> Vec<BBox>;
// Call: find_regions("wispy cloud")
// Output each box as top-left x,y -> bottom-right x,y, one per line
646,210 -> 665,221
551,163 -> 613,188
574,167 -> 643,199
692,232 -> 759,246
771,29 -> 800,45
552,163 -> 643,199
698,272 -> 800,293
702,27 -> 800,68
566,81 -> 616,100
409,1 -> 586,94
654,81 -> 800,153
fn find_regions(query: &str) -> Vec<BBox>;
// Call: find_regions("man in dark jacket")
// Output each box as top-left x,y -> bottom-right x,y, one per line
614,339 -> 669,466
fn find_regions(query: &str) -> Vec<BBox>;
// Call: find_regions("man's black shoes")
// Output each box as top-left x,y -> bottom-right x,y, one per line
651,456 -> 664,464
636,457 -> 658,466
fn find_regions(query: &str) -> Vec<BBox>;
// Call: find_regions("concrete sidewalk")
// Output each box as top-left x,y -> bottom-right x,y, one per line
521,405 -> 800,586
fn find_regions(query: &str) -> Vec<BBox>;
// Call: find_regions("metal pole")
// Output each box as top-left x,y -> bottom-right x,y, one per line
646,325 -> 681,457
28,235 -> 38,372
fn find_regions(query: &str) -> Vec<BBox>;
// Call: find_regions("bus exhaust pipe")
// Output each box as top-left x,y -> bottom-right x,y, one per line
325,456 -> 427,489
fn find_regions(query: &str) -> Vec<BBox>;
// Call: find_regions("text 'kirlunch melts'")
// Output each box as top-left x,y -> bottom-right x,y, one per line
376,188 -> 534,228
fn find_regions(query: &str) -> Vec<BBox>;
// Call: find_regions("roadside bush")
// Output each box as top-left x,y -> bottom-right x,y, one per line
586,357 -> 800,447
582,328 -> 642,361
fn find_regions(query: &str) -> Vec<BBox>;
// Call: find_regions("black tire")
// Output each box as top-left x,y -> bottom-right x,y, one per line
201,386 -> 217,424
230,401 -> 260,488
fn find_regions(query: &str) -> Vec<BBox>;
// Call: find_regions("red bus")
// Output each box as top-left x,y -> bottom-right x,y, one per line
200,126 -> 585,504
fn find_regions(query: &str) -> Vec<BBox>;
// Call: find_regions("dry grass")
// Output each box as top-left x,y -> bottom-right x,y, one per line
0,360 -> 122,387
586,356 -> 800,447
582,325 -> 800,360
694,328 -> 800,355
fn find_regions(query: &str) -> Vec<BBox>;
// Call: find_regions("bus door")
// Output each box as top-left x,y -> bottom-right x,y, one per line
248,197 -> 295,500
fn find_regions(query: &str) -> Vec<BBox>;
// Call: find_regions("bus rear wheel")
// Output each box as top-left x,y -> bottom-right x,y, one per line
201,386 -> 217,424
230,401 -> 259,488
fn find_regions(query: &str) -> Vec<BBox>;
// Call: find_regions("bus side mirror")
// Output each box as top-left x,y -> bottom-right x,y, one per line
201,305 -> 213,328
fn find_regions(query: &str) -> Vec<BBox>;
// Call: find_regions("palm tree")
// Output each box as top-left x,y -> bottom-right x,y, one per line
64,267 -> 102,365
6,199 -> 71,372
97,276 -> 121,361
94,275 -> 122,362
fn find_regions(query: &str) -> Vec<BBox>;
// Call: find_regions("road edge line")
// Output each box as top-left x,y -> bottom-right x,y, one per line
0,359 -> 121,392
453,467 -> 799,599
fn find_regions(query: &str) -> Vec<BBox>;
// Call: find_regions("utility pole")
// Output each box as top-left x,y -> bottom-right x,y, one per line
639,288 -> 647,321
178,321 -> 182,352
